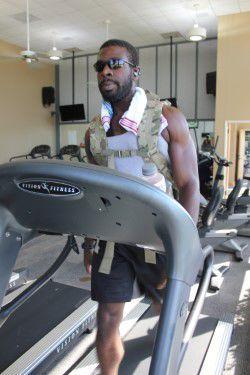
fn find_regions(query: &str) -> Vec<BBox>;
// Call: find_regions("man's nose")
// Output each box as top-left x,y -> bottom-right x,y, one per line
101,63 -> 113,76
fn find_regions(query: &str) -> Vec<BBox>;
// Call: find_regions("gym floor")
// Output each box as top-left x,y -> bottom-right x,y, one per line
7,230 -> 250,375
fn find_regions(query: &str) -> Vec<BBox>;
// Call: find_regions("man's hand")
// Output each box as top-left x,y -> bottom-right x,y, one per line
84,250 -> 92,274
82,237 -> 96,274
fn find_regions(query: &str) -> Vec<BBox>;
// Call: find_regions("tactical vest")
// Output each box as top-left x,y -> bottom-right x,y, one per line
88,91 -> 172,273
89,91 -> 173,184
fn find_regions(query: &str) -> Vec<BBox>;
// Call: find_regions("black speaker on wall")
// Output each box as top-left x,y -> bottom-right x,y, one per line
42,86 -> 55,107
206,72 -> 216,96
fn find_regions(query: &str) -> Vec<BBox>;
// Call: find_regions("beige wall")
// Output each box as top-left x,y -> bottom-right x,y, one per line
215,11 -> 250,157
0,39 -> 55,163
215,11 -> 250,189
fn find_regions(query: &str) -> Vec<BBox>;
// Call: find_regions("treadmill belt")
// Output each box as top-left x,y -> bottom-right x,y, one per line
119,309 -> 218,375
0,281 -> 90,372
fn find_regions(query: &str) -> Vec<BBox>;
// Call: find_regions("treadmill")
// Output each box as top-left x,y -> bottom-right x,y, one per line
0,160 -> 233,374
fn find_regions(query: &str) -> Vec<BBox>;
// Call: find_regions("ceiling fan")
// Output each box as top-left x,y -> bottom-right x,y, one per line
0,0 -> 58,65
20,0 -> 39,63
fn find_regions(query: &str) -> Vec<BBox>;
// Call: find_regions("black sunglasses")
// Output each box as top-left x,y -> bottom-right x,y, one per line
93,58 -> 135,73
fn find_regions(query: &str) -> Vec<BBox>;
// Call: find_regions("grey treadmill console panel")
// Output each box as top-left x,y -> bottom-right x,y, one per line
0,160 -> 202,286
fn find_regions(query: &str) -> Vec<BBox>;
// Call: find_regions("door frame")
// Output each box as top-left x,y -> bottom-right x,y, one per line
224,120 -> 250,192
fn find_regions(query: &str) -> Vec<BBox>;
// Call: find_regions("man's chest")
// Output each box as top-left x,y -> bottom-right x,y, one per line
109,115 -> 127,136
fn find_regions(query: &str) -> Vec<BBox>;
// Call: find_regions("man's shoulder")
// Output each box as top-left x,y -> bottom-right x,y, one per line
162,105 -> 189,141
162,105 -> 185,121
90,114 -> 101,123
162,104 -> 179,117
144,89 -> 160,101
89,115 -> 102,129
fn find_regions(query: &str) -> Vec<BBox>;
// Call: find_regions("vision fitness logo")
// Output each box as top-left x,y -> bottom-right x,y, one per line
17,180 -> 80,196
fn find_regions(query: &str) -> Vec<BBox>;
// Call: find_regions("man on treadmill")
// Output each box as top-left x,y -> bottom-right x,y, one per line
82,39 -> 200,375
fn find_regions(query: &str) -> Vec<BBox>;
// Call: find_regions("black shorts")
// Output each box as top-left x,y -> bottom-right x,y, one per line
91,241 -> 167,303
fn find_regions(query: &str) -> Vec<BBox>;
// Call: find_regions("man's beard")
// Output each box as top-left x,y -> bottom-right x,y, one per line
98,77 -> 133,103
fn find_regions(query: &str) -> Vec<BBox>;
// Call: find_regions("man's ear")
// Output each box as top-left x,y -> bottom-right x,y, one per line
133,66 -> 141,78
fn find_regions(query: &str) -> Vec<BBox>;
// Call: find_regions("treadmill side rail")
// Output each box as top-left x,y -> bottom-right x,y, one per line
179,245 -> 214,367
199,318 -> 234,375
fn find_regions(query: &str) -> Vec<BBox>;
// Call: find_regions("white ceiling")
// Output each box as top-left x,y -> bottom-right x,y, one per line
0,0 -> 250,54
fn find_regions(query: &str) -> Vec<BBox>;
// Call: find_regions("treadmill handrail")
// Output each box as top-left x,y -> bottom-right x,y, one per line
0,160 -> 203,285
178,244 -> 214,368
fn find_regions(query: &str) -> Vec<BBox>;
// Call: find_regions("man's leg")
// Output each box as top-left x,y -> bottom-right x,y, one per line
96,302 -> 125,375
152,278 -> 167,314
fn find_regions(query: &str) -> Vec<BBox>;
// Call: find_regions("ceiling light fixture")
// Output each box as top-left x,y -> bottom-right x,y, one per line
49,46 -> 62,60
188,4 -> 206,42
48,33 -> 63,60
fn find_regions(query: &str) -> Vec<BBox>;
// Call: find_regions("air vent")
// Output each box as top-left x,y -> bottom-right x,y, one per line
64,47 -> 84,53
12,12 -> 40,23
161,31 -> 183,39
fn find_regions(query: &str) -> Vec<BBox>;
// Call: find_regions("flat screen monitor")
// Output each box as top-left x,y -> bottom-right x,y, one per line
59,104 -> 85,122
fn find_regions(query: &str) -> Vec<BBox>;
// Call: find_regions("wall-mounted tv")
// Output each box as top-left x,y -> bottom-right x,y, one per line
59,104 -> 85,122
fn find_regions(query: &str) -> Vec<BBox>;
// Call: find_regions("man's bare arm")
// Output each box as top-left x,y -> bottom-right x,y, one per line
83,128 -> 98,264
84,129 -> 97,241
161,106 -> 200,224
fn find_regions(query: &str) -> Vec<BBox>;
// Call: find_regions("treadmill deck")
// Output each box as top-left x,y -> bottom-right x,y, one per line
119,308 -> 227,375
0,281 -> 91,372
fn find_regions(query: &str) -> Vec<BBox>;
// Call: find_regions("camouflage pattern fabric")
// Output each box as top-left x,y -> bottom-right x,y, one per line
89,91 -> 174,187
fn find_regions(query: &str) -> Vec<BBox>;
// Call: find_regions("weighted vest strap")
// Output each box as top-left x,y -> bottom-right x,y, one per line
98,241 -> 115,274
